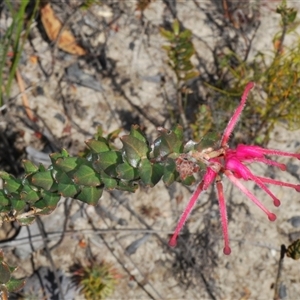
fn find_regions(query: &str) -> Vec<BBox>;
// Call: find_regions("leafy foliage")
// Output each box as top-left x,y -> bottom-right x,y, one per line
0,250 -> 25,298
0,125 -> 211,225
0,0 -> 39,105
210,0 -> 300,144
160,19 -> 199,83
160,19 -> 201,133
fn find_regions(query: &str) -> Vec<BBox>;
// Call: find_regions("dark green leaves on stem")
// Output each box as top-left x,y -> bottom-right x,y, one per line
121,125 -> 150,168
121,135 -> 150,168
0,250 -> 25,295
139,159 -> 164,187
76,186 -> 103,205
0,124 -> 201,225
153,126 -> 183,158
31,171 -> 54,191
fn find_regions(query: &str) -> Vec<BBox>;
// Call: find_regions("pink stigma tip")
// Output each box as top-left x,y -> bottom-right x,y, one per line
223,247 -> 231,255
273,199 -> 281,207
268,213 -> 276,222
279,165 -> 287,171
169,237 -> 177,247
295,185 -> 300,192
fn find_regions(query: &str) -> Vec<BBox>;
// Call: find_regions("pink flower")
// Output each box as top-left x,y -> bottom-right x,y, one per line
170,82 -> 300,255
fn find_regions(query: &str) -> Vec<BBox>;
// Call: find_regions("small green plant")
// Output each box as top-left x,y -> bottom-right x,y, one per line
209,0 -> 300,144
80,0 -> 102,10
0,1 -> 39,106
160,19 -> 199,84
71,260 -> 120,299
0,250 -> 25,299
190,104 -> 214,141
160,19 -> 200,131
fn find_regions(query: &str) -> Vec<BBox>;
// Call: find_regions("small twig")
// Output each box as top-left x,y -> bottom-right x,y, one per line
274,244 -> 286,300
26,225 -> 47,300
49,198 -> 72,251
1,207 -> 45,223
15,68 -> 35,121
222,0 -> 230,20
36,216 -> 65,300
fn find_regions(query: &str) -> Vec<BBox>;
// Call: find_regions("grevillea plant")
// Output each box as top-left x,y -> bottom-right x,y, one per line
0,83 -> 300,257
169,82 -> 300,254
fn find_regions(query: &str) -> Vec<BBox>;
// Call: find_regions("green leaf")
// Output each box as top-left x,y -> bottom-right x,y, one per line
153,128 -> 183,158
36,190 -> 60,210
94,125 -> 103,139
116,181 -> 139,193
3,177 -> 22,193
8,265 -> 17,273
163,158 -> 178,186
121,135 -> 150,168
0,191 -> 9,206
20,185 -> 40,203
172,19 -> 180,36
96,151 -> 123,175
116,162 -> 138,181
16,216 -> 36,226
54,157 -> 84,173
177,61 -> 194,72
10,198 -> 26,212
183,70 -> 199,81
73,164 -> 101,186
139,159 -> 164,187
50,152 -> 64,164
56,172 -> 79,197
159,27 -> 175,41
173,124 -> 184,140
181,175 -> 196,186
194,132 -> 219,151
179,29 -> 192,40
0,262 -> 10,283
106,128 -> 122,142
0,206 -> 10,214
38,164 -> 47,172
99,171 -> 118,189
22,160 -> 38,174
61,148 -> 70,157
0,172 -> 11,180
130,125 -> 148,143
76,186 -> 103,205
6,277 -> 26,292
288,10 -> 297,23
162,45 -> 172,52
31,171 -> 54,191
85,138 -> 110,153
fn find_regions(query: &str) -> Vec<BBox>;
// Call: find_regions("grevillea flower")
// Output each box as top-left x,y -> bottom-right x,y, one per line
170,82 -> 300,255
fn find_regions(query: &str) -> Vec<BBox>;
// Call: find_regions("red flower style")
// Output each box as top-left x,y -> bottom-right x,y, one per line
169,82 -> 300,255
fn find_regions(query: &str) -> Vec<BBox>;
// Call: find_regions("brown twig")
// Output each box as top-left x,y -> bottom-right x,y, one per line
15,68 -> 35,121
274,244 -> 286,300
